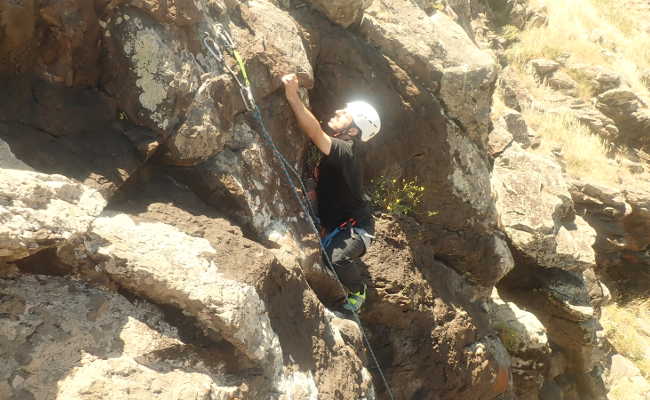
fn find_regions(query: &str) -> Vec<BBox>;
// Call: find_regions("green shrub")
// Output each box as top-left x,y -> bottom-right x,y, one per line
369,176 -> 436,217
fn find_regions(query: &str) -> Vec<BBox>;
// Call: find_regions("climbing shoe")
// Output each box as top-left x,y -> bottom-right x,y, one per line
343,285 -> 367,313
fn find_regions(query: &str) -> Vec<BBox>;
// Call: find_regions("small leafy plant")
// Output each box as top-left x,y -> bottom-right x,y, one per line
370,176 -> 436,217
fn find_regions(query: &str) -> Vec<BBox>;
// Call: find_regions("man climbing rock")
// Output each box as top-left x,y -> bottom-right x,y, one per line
281,73 -> 380,313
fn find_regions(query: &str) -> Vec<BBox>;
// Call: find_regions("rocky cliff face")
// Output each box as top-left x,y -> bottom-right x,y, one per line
0,0 -> 647,399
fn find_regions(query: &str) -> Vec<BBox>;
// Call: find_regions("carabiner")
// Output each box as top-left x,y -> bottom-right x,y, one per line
216,25 -> 236,50
203,34 -> 224,63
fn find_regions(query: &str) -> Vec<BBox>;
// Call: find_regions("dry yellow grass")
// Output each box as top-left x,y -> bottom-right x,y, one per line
507,0 -> 650,101
601,299 -> 650,399
590,0 -> 641,36
522,108 -> 621,184
497,0 -> 650,185
602,299 -> 650,373
608,381 -> 650,400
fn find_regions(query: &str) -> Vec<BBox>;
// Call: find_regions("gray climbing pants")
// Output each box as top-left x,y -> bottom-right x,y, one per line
325,227 -> 371,293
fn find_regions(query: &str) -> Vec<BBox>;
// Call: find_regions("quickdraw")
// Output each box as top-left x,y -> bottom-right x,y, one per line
202,26 -> 395,400
203,27 -> 254,111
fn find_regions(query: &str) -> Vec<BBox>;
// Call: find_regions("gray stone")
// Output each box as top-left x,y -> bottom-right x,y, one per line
593,69 -> 621,94
64,211 -> 374,398
0,169 -> 106,262
568,64 -> 621,95
499,66 -> 534,111
503,109 -> 532,146
78,212 -> 283,371
597,88 -> 643,116
489,124 -> 514,157
304,0 -> 374,28
162,76 -> 233,166
0,275 -> 239,400
595,88 -> 650,148
570,102 -> 620,141
103,9 -> 201,135
548,70 -> 578,95
361,0 -> 497,147
0,138 -> 32,171
493,144 -> 596,272
488,288 -> 550,399
530,58 -> 560,77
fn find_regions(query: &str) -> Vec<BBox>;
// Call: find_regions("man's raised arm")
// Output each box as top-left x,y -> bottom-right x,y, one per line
281,74 -> 332,155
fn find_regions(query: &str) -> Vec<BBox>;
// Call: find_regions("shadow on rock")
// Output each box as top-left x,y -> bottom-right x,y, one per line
0,79 -> 145,199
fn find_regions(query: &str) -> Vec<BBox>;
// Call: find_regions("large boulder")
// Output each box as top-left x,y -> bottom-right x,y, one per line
493,144 -> 597,272
0,275 -> 238,400
361,0 -> 497,148
569,101 -> 620,141
77,212 -> 283,369
60,210 -> 373,398
101,7 -> 202,135
103,0 -> 313,163
596,88 -> 650,148
158,0 -> 316,245
571,179 -> 650,296
0,169 -> 105,262
105,1 -> 323,288
80,168 -> 377,398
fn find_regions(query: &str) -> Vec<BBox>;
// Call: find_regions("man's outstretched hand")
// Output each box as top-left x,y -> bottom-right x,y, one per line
281,73 -> 300,101
280,72 -> 331,155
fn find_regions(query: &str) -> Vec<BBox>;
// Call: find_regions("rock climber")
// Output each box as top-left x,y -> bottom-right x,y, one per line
281,73 -> 381,313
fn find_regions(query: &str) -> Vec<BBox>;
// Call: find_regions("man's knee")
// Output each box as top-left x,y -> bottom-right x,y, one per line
333,260 -> 363,293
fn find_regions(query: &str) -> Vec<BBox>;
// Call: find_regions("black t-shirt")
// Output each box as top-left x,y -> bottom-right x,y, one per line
317,137 -> 372,232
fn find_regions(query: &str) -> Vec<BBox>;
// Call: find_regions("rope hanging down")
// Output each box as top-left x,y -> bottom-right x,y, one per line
203,26 -> 395,400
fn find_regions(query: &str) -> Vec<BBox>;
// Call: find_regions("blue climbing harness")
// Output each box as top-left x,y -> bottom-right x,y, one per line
322,218 -> 374,252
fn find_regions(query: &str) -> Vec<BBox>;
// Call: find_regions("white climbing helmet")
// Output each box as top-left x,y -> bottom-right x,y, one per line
346,101 -> 381,142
